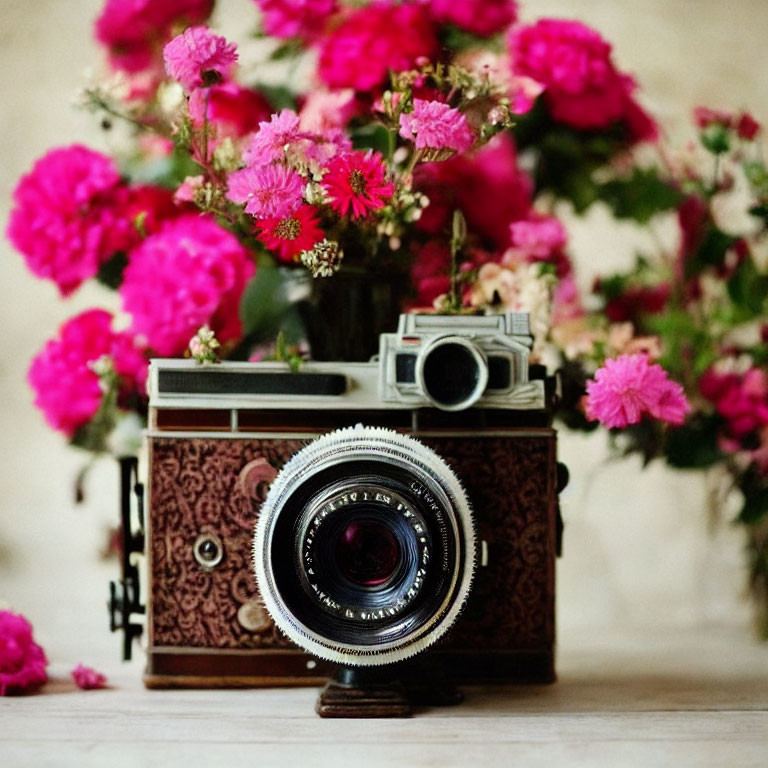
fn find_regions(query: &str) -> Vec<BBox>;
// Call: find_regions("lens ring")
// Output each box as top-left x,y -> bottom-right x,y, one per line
254,426 -> 476,667
416,336 -> 489,411
296,482 -> 432,622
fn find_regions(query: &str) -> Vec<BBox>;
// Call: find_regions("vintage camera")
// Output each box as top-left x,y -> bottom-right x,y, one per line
110,313 -> 564,698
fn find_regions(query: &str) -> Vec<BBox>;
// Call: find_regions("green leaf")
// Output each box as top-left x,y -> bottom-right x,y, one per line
727,257 -> 768,318
699,125 -> 731,155
255,84 -> 297,112
96,251 -> 128,290
233,267 -> 307,359
664,414 -> 724,469
350,123 -> 392,156
685,226 -> 737,278
268,39 -> 304,61
597,168 -> 684,223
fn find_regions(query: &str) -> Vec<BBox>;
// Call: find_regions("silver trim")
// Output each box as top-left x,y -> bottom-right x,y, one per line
253,425 -> 476,667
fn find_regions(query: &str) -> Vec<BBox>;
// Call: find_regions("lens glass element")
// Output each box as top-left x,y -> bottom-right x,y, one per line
421,341 -> 485,409
336,519 -> 401,587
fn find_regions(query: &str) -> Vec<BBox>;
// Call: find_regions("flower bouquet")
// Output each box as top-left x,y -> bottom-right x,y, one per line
5,0 -> 768,635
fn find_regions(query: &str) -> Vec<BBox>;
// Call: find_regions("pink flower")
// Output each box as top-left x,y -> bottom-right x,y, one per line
188,83 -> 273,139
399,99 -> 474,155
163,26 -> 237,90
227,164 -> 305,219
254,0 -> 338,41
120,215 -> 254,356
693,106 -> 734,129
585,354 -> 690,429
6,145 -> 134,296
0,611 -> 48,696
244,110 -> 303,165
256,205 -> 325,262
71,664 -> 107,690
410,240 -> 452,307
700,368 -> 768,440
510,19 -> 656,137
28,309 -> 148,437
321,151 -> 394,218
427,0 -> 517,38
95,0 -> 214,74
509,216 -> 567,259
318,1 -> 439,92
509,75 -> 545,114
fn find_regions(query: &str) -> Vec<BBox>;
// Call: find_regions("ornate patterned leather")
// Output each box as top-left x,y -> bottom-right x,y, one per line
148,430 -> 556,670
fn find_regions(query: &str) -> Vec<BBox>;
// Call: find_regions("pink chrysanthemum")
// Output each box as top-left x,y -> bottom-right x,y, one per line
321,151 -> 393,218
28,309 -> 148,437
95,0 -> 214,74
120,215 -> 254,356
0,611 -> 48,696
585,354 -> 690,429
244,110 -> 303,165
256,205 -> 325,262
254,0 -> 338,41
163,26 -> 238,90
6,145 -> 134,296
71,664 -> 108,690
399,99 -> 474,155
227,163 -> 305,219
318,1 -> 439,92
427,0 -> 518,38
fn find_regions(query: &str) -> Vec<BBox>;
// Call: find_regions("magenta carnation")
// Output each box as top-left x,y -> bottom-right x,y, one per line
227,164 -> 305,219
321,151 -> 394,218
120,215 -> 254,355
163,26 -> 238,90
28,309 -> 148,437
95,0 -> 214,74
700,367 -> 768,440
317,1 -> 438,92
71,664 -> 108,690
399,99 -> 475,155
254,0 -> 338,41
510,19 -> 655,136
244,109 -> 303,165
427,0 -> 517,38
0,611 -> 48,696
7,145 -> 134,296
585,354 -> 690,429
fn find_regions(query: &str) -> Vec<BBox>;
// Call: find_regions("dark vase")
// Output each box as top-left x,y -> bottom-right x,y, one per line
296,268 -> 410,362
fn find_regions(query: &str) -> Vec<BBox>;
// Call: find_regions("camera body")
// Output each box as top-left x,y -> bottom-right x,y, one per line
139,314 -> 561,687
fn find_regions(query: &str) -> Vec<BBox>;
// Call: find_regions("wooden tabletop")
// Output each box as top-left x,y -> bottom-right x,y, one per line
2,625 -> 766,767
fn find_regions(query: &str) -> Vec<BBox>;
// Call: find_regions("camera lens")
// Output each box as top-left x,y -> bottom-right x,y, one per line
254,426 -> 476,667
336,520 -> 400,587
417,337 -> 488,411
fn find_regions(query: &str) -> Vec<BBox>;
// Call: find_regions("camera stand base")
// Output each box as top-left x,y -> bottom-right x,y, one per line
316,667 -> 411,718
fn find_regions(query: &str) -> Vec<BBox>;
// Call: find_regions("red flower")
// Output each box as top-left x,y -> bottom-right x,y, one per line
256,205 -> 325,262
737,112 -> 761,141
321,151 -> 393,218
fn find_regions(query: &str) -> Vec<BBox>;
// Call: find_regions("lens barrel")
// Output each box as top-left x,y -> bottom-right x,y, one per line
416,336 -> 489,411
254,426 -> 475,667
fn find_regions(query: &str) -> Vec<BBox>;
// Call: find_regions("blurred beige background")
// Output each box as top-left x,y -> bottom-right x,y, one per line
1,0 -> 767,669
